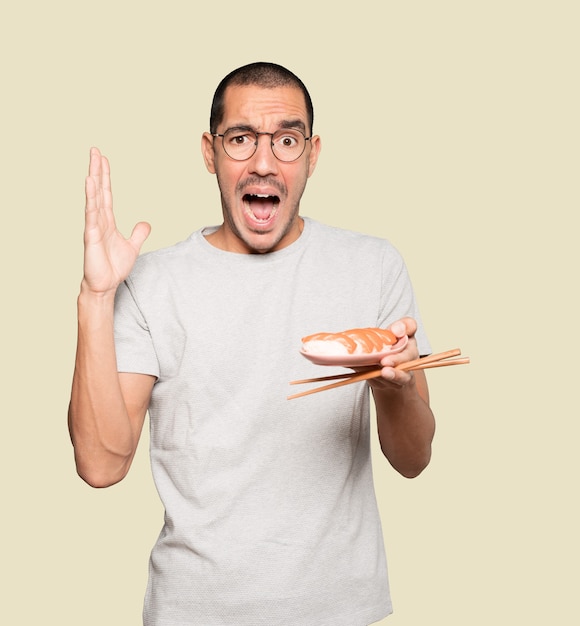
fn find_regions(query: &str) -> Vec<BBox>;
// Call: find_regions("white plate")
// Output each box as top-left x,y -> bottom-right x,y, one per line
300,335 -> 409,367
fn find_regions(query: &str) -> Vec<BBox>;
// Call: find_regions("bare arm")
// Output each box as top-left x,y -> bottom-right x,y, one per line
369,318 -> 436,478
68,148 -> 153,488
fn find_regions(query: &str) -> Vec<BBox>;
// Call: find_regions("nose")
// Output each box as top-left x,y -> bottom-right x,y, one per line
248,133 -> 279,176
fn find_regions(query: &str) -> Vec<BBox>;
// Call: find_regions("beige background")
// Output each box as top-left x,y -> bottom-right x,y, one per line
1,1 -> 578,624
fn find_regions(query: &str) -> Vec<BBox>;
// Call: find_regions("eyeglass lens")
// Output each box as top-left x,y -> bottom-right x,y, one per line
221,129 -> 306,162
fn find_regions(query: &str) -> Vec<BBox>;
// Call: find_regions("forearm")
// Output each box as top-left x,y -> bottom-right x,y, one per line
68,286 -> 137,487
372,373 -> 435,478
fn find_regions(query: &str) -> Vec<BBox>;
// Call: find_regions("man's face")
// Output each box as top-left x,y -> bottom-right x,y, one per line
202,85 -> 321,254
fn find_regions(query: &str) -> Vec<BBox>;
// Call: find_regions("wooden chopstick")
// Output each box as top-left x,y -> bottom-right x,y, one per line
289,368 -> 379,385
287,368 -> 384,399
400,357 -> 470,371
289,349 -> 465,385
287,349 -> 469,400
394,348 -> 461,371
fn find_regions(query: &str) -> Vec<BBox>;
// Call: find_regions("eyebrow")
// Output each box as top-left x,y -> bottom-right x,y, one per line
225,120 -> 307,134
279,119 -> 307,133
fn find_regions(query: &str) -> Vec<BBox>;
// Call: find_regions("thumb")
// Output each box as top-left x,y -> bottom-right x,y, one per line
390,317 -> 417,338
129,221 -> 152,251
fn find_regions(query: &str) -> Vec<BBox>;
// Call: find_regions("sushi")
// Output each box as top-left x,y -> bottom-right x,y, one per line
301,327 -> 398,356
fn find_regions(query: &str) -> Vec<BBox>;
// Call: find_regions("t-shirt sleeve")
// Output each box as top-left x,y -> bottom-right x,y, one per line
377,245 -> 432,357
113,279 -> 160,378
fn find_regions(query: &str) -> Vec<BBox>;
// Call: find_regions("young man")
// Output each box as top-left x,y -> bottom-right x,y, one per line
69,62 -> 435,625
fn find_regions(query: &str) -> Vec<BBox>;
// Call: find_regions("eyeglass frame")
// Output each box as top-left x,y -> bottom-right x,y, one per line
211,127 -> 312,163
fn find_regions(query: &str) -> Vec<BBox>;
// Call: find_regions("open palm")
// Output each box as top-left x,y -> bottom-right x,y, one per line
83,148 -> 151,294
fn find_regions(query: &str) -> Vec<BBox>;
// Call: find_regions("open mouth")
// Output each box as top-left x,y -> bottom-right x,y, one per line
243,193 -> 281,223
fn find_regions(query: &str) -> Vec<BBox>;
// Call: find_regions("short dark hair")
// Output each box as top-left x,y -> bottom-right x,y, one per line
209,62 -> 314,135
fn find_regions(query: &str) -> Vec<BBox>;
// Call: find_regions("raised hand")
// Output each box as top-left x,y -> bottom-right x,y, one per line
83,147 -> 151,295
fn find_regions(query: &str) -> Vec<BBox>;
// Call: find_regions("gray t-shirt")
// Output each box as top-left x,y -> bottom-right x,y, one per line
114,217 -> 430,626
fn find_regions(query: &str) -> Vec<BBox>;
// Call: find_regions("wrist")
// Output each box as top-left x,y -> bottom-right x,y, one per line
79,279 -> 118,301
78,281 -> 118,315
370,374 -> 424,414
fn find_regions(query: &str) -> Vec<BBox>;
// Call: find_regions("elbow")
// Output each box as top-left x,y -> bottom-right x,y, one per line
78,469 -> 125,489
69,429 -> 135,488
73,453 -> 131,489
397,461 -> 429,479
383,444 -> 432,479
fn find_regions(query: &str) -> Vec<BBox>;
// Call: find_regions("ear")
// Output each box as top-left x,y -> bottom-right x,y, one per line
307,135 -> 321,178
201,132 -> 216,174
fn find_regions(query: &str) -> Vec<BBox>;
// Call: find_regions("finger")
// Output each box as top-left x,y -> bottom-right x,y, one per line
389,317 -> 417,339
367,367 -> 407,390
87,147 -> 113,208
100,155 -> 113,211
129,221 -> 152,252
379,338 -> 419,369
378,366 -> 413,387
84,175 -> 102,235
85,149 -> 105,212
88,146 -> 102,179
86,148 -> 104,213
85,174 -> 97,213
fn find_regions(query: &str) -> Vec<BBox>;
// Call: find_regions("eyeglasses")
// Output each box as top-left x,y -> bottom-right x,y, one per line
212,127 -> 311,162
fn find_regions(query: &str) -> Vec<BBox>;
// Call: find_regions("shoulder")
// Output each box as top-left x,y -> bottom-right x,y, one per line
305,218 -> 404,263
119,230 -> 214,301
128,232 -> 200,283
